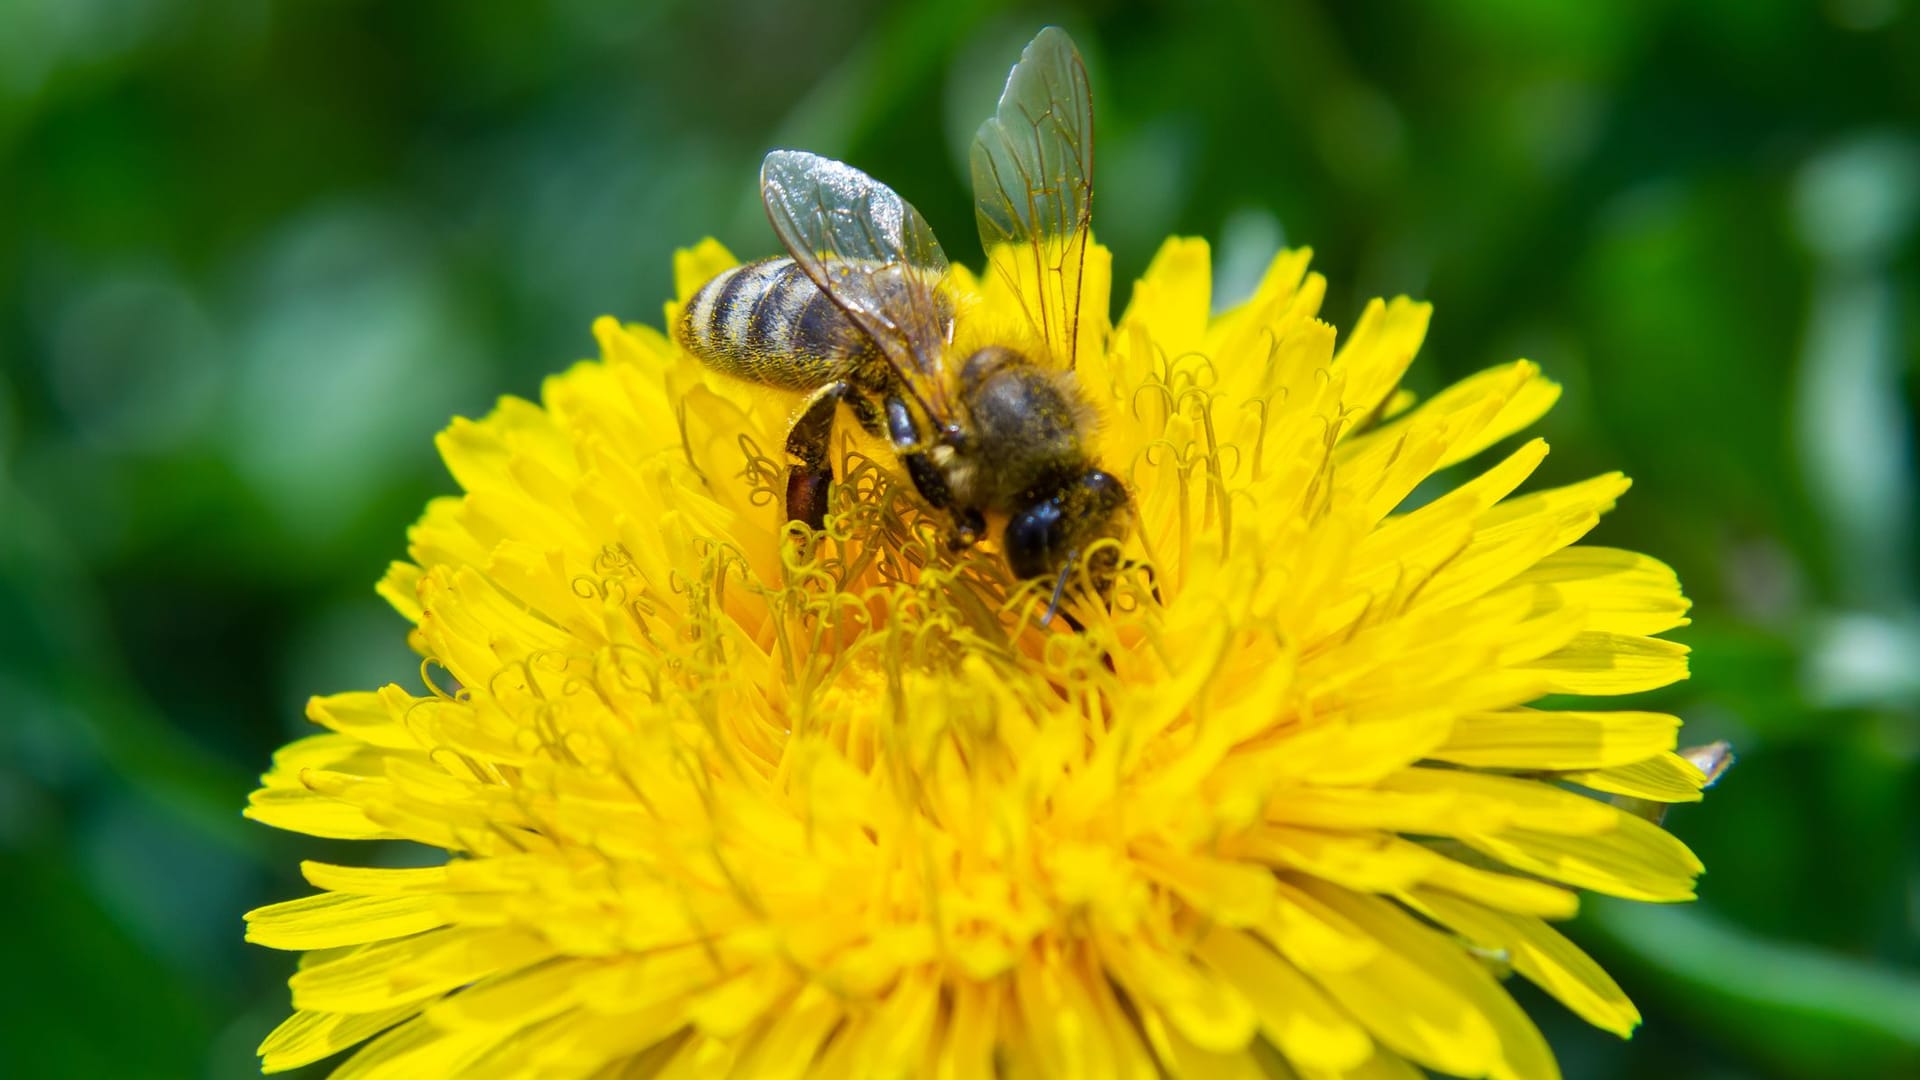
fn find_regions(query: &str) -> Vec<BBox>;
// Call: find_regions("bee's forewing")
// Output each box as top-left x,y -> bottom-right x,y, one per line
760,150 -> 957,424
971,26 -> 1095,370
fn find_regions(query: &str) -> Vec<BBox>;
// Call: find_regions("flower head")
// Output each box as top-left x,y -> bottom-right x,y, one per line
246,236 -> 1706,1078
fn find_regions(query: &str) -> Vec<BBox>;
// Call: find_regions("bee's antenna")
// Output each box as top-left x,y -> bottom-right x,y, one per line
1041,549 -> 1078,627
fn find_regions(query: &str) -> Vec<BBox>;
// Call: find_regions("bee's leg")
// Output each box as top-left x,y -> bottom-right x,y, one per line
879,396 -> 950,509
784,381 -> 855,531
879,393 -> 982,549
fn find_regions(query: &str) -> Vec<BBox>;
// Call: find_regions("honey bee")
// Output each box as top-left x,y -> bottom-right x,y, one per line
675,28 -> 1130,618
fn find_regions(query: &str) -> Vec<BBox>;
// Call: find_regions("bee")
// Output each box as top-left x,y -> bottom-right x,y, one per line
674,28 -> 1130,619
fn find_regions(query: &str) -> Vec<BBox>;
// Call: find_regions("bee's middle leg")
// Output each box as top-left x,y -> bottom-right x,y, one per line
784,381 -> 861,531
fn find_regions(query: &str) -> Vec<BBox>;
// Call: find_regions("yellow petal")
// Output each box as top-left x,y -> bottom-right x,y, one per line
1118,236 -> 1212,359
1465,813 -> 1703,902
1133,844 -> 1278,927
812,967 -> 945,1078
1429,709 -> 1683,770
686,964 -> 798,1039
307,687 -> 432,750
1194,925 -> 1374,1071
292,926 -> 549,1012
1309,884 -> 1559,1080
1409,888 -> 1641,1038
1520,631 -> 1690,695
1136,1008 -> 1268,1080
729,983 -> 843,1080
1412,473 -> 1633,615
246,893 -> 451,951
673,238 -> 739,303
376,561 -> 424,623
1295,1045 -> 1427,1080
1346,361 -> 1560,473
1565,751 -> 1709,803
1280,881 -> 1500,1077
428,958 -> 601,1031
1008,951 -> 1131,1078
1514,547 -> 1691,635
1332,297 -> 1432,422
1336,362 -> 1543,523
1416,846 -> 1581,919
259,1005 -> 422,1073
299,862 -> 452,896
255,732 -> 388,785
330,1016 -> 499,1080
932,978 -> 1001,1080
1206,247 -> 1317,373
245,786 -> 398,841
1102,929 -> 1260,1054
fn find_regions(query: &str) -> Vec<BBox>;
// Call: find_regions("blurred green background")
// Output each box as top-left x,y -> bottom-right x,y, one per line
2,1 -> 1917,1077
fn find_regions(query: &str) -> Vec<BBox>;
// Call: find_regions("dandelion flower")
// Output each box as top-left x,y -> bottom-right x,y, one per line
246,236 -> 1708,1079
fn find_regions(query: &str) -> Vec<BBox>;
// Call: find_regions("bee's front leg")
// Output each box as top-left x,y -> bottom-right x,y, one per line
880,394 -> 975,553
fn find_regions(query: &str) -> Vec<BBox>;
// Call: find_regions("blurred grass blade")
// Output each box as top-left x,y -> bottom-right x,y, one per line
1588,898 -> 1920,1076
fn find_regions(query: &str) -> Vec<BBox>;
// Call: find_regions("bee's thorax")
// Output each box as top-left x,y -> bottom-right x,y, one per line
947,354 -> 1093,511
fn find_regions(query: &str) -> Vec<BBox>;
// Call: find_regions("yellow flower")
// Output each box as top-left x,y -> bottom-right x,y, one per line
246,236 -> 1707,1079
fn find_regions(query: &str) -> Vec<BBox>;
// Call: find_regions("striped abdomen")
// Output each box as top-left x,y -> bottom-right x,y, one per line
676,258 -> 877,390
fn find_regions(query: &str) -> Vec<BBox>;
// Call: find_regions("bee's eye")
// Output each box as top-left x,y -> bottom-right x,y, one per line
1004,500 -> 1065,580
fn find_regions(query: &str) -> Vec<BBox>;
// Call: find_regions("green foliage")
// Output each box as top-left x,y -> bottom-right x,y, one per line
1,2 -> 1915,1076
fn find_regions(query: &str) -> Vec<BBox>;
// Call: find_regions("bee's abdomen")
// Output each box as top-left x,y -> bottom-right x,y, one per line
676,258 -> 873,390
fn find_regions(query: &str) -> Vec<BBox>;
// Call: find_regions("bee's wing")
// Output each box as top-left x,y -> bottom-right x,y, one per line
970,26 -> 1094,370
761,150 -> 957,426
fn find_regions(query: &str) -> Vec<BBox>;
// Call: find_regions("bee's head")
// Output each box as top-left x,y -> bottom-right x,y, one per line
1003,469 -> 1131,597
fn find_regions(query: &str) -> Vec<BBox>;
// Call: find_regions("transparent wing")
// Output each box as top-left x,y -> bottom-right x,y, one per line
761,149 -> 957,426
970,26 -> 1094,369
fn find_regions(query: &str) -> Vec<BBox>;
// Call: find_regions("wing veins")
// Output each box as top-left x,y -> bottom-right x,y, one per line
761,149 -> 954,429
978,148 -> 1050,349
970,27 -> 1094,370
